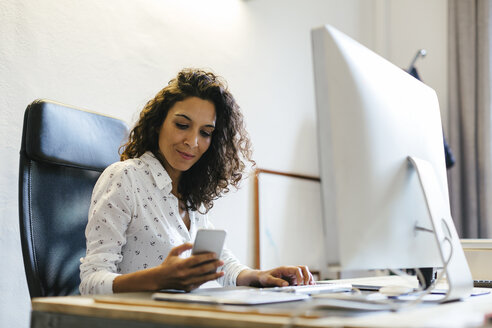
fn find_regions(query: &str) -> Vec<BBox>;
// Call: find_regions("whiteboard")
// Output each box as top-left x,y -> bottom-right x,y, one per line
257,172 -> 327,277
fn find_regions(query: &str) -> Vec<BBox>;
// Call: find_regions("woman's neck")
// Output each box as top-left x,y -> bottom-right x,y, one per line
153,150 -> 181,197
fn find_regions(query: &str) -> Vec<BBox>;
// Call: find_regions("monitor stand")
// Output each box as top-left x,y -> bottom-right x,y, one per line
408,156 -> 473,301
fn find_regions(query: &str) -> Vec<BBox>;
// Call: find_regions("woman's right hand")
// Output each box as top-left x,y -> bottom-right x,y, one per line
152,243 -> 224,292
113,243 -> 224,293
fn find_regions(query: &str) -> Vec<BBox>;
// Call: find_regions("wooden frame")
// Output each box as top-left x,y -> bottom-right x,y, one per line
253,168 -> 320,270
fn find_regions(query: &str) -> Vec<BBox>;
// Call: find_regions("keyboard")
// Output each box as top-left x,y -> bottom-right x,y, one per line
474,280 -> 492,288
262,282 -> 353,295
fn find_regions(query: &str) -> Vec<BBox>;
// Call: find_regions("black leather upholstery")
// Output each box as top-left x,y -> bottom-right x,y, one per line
19,99 -> 129,297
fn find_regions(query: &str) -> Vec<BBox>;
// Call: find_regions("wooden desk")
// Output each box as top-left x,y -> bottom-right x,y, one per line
31,277 -> 492,328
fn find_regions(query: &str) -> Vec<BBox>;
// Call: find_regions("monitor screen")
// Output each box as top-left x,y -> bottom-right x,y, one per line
311,25 -> 472,299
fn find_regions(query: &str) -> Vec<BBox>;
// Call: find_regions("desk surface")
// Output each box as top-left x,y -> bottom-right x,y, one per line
31,276 -> 492,328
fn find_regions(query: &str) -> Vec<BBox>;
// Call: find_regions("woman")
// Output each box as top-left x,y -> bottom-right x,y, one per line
80,68 -> 313,294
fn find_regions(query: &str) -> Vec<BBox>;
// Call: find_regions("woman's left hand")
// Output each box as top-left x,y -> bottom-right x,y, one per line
237,266 -> 315,287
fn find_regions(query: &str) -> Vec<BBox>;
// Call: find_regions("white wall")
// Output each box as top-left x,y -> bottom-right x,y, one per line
0,0 -> 446,326
381,1 -> 449,129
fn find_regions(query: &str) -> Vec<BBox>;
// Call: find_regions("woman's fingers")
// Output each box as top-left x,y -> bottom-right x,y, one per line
168,243 -> 193,256
293,266 -> 303,285
260,265 -> 315,287
271,266 -> 303,285
179,257 -> 224,277
186,252 -> 220,267
263,274 -> 290,287
299,265 -> 314,285
194,259 -> 224,275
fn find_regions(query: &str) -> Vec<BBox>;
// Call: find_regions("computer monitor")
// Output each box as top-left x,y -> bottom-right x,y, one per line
311,25 -> 473,300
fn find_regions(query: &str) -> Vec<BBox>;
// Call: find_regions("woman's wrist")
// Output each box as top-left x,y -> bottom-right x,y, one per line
113,267 -> 160,293
236,268 -> 261,287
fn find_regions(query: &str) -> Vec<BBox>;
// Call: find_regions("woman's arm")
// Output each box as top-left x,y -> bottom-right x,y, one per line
80,163 -> 134,294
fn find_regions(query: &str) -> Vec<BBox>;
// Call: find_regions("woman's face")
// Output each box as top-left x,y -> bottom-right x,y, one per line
158,97 -> 216,180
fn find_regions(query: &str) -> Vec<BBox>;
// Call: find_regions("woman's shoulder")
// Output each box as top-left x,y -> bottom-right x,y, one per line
100,157 -> 144,178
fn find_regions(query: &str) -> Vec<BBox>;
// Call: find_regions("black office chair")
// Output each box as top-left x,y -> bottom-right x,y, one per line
19,99 -> 129,297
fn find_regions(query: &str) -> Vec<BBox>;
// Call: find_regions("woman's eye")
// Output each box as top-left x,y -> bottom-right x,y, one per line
175,123 -> 188,130
200,130 -> 212,137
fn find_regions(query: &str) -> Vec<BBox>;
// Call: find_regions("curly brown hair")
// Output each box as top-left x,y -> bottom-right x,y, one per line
121,68 -> 254,213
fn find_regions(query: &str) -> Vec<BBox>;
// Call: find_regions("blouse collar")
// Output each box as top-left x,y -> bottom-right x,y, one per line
140,151 -> 173,194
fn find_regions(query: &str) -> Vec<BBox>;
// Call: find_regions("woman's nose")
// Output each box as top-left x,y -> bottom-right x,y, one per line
184,131 -> 199,148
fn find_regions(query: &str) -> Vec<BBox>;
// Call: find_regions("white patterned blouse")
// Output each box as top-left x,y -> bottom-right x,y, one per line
79,151 -> 248,295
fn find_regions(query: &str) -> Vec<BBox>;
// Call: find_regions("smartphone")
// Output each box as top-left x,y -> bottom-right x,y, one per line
192,229 -> 226,258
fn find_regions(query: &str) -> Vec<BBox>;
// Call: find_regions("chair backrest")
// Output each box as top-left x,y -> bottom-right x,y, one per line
18,99 -> 129,297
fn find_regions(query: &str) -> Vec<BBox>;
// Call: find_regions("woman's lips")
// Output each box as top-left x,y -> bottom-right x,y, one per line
177,150 -> 194,160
